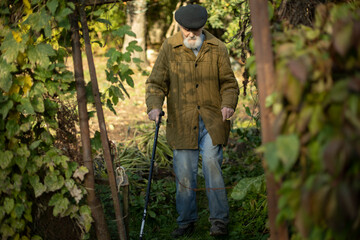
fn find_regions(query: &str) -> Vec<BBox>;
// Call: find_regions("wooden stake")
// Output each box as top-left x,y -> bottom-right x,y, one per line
78,4 -> 127,240
248,0 -> 289,239
69,10 -> 111,240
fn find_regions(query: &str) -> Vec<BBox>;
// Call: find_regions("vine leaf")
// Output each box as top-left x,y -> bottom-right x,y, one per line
0,59 -> 16,92
0,100 -> 13,120
3,198 -> 14,214
73,166 -> 89,181
46,0 -> 58,15
48,193 -> 70,217
276,134 -> 300,172
0,32 -> 26,63
44,171 -> 65,191
29,175 -> 47,198
25,8 -> 51,33
231,174 -> 265,201
27,43 -> 56,68
0,151 -> 13,169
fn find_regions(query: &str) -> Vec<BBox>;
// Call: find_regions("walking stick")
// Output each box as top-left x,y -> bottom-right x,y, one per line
139,111 -> 165,240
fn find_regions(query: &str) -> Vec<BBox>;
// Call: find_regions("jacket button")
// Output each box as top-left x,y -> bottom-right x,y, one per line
195,63 -> 198,67
193,126 -> 197,130
197,106 -> 200,109
196,84 -> 199,88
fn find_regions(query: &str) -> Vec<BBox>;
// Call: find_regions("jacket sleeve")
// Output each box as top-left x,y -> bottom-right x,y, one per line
218,44 -> 239,110
145,41 -> 170,113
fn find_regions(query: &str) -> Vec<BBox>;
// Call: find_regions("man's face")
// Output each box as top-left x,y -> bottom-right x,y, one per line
180,26 -> 203,49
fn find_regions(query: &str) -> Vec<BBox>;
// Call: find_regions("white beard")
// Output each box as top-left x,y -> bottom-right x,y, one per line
183,34 -> 203,50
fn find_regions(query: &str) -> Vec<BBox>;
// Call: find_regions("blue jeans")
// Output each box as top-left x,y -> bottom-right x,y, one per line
173,116 -> 229,226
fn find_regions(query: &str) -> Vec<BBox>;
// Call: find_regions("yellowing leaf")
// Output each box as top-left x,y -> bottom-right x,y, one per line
23,0 -> 33,14
11,31 -> 22,43
73,166 -> 89,181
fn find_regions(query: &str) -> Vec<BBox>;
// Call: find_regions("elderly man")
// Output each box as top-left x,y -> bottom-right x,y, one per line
145,4 -> 239,238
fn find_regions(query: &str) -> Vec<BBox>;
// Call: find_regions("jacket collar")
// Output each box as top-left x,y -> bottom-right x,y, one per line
169,29 -> 219,48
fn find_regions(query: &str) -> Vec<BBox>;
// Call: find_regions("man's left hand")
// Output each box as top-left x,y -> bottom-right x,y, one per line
221,107 -> 235,122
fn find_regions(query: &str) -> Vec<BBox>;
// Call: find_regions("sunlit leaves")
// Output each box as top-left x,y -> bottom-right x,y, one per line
0,31 -> 27,63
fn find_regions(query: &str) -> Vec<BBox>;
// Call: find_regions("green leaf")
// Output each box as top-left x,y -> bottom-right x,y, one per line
13,203 -> 25,218
29,175 -> 47,198
132,57 -> 142,64
16,144 -> 30,157
55,7 -> 73,22
0,151 -> 13,169
15,156 -> 27,172
17,97 -> 35,115
126,40 -> 143,53
0,58 -> 16,92
96,18 -> 112,26
46,0 -> 58,15
48,193 -> 70,217
276,134 -> 300,172
65,161 -> 78,179
6,119 -> 20,138
264,142 -> 279,172
27,43 -> 56,68
112,25 -> 136,38
79,205 -> 93,232
243,104 -> 252,117
231,174 -> 265,201
31,95 -> 45,113
106,99 -> 116,115
148,210 -> 156,218
25,8 -> 51,33
0,100 -> 13,120
41,131 -> 53,145
4,197 -> 14,214
90,131 -> 102,150
44,171 -> 64,191
0,32 -> 26,63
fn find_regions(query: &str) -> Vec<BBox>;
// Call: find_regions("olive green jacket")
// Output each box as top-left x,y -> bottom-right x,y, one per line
146,30 -> 239,149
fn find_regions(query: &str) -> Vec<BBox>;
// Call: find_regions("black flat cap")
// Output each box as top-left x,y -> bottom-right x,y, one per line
175,4 -> 207,29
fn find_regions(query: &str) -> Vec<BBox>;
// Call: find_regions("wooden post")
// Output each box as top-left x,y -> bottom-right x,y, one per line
69,11 -> 111,240
248,1 -> 289,239
78,4 -> 127,240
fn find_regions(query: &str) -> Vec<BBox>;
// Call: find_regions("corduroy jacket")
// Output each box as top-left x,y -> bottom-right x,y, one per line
146,30 -> 239,149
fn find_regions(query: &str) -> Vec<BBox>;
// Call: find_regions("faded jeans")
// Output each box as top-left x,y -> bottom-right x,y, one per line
173,116 -> 229,226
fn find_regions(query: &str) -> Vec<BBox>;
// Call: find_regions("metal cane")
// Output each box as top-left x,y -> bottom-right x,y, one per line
139,111 -> 165,240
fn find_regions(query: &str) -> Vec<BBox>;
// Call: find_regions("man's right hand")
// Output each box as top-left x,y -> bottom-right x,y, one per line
148,109 -> 162,123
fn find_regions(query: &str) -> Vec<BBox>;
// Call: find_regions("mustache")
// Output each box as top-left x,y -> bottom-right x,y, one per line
186,35 -> 198,40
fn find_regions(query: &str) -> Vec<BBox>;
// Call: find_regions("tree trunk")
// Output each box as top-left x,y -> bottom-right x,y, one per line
122,0 -> 148,67
79,4 -> 127,240
69,11 -> 111,240
249,0 -> 289,239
